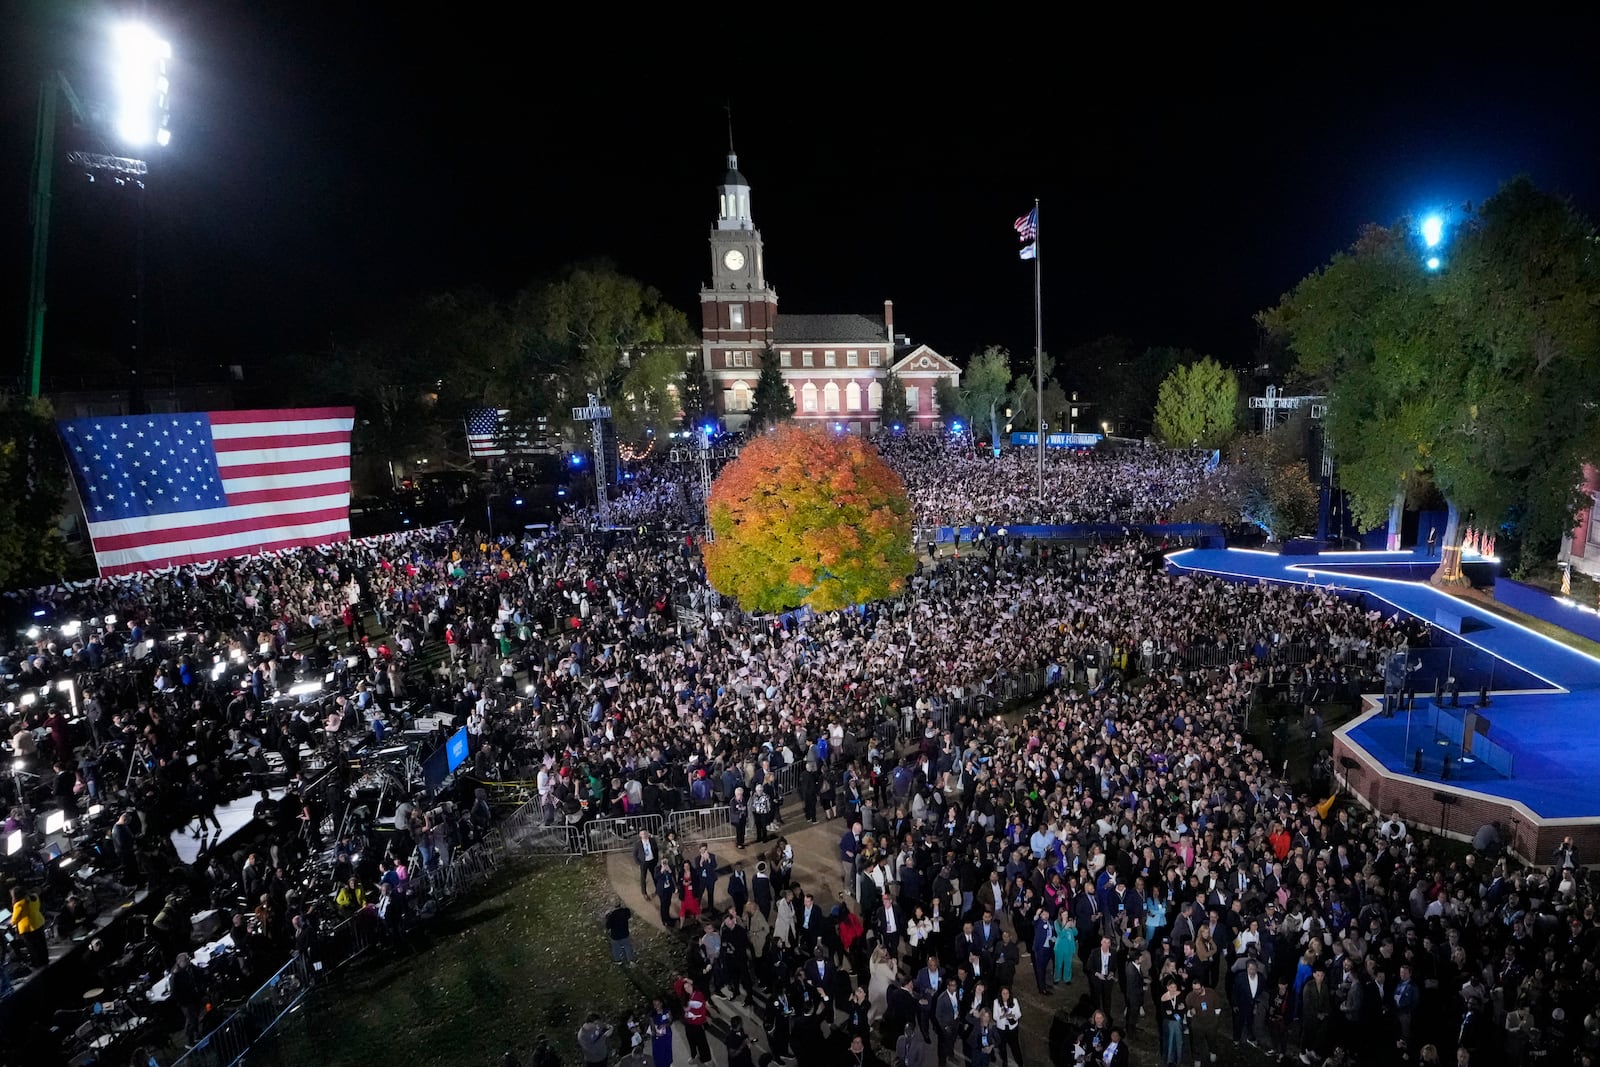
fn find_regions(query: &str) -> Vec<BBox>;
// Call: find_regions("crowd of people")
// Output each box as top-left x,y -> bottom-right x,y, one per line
3,431 -> 1597,1067
582,433 -> 1216,537
532,536 -> 1596,1067
876,435 -> 1214,528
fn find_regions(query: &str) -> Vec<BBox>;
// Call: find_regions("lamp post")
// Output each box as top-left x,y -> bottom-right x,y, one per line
23,22 -> 172,397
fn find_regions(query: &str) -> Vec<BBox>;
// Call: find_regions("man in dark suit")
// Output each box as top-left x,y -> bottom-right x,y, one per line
1088,936 -> 1120,1016
652,861 -> 676,926
1122,951 -> 1147,1034
798,892 -> 825,953
694,843 -> 719,912
726,863 -> 749,916
965,1008 -> 1000,1067
804,944 -> 844,1017
632,829 -> 658,896
877,891 -> 905,958
934,977 -> 963,1067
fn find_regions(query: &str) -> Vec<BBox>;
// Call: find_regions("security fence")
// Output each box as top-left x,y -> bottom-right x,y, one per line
169,953 -> 314,1067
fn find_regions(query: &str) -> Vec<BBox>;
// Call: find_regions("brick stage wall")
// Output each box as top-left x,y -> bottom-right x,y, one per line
1334,722 -> 1599,866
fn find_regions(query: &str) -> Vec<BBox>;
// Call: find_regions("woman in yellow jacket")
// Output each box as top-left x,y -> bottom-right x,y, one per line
10,887 -> 48,966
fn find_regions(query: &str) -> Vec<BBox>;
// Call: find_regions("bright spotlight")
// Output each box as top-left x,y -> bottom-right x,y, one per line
113,22 -> 173,148
1426,256 -> 1442,271
569,454 -> 584,468
1421,214 -> 1444,249
25,627 -> 40,640
951,421 -> 963,434
60,620 -> 82,638
513,498 -> 524,506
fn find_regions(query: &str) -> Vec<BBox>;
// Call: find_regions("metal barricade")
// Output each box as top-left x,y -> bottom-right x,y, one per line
170,952 -> 314,1067
668,806 -> 736,844
582,813 -> 664,855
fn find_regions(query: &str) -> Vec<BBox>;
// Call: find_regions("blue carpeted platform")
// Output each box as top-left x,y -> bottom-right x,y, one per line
1167,547 -> 1600,819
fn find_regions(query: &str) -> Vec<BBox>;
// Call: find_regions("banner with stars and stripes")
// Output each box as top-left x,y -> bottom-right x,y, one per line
58,406 -> 355,576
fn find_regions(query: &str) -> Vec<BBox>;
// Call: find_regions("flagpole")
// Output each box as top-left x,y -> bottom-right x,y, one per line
1033,197 -> 1043,505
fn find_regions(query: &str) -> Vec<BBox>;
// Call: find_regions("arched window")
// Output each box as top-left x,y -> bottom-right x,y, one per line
845,382 -> 861,411
730,380 -> 750,413
823,382 -> 840,412
802,383 -> 818,413
868,382 -> 883,411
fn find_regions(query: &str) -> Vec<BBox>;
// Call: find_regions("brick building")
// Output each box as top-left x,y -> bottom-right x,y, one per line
699,152 -> 960,432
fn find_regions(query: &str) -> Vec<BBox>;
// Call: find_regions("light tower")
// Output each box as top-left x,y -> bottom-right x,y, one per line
24,21 -> 172,397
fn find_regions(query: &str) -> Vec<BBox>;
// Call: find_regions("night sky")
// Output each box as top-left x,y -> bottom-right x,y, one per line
5,8 -> 1600,388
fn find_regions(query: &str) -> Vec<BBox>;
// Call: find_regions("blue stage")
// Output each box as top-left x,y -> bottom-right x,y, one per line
1167,547 -> 1600,820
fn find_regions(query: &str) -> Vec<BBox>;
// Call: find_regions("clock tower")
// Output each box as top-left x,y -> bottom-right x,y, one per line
701,151 -> 778,427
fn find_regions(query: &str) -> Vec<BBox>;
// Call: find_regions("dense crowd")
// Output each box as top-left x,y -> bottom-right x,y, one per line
576,433 -> 1216,536
4,460 -> 1595,1067
875,435 -> 1214,528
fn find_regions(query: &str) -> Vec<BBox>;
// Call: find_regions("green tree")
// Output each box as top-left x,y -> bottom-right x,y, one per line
678,353 -> 715,430
1153,357 -> 1239,448
748,350 -> 796,429
704,424 -> 914,612
1261,178 -> 1600,582
937,346 -> 1012,442
616,348 -> 687,438
0,396 -> 71,586
1005,353 -> 1071,432
522,262 -> 695,427
878,368 -> 911,429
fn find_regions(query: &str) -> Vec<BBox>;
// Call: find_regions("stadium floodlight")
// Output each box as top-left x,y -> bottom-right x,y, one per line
1421,214 -> 1444,249
113,22 -> 172,148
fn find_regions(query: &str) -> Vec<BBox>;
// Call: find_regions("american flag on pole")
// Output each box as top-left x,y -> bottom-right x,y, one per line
1014,207 -> 1038,242
59,407 -> 354,577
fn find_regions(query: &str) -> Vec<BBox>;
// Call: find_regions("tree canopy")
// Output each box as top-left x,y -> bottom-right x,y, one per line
281,263 -> 695,468
1261,177 -> 1600,571
1153,356 -> 1239,448
878,369 -> 911,429
0,396 -> 70,587
748,349 -> 796,430
937,345 -> 1012,440
704,424 -> 915,613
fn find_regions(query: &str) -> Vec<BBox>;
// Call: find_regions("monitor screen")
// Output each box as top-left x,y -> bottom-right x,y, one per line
445,727 -> 470,774
44,809 -> 66,834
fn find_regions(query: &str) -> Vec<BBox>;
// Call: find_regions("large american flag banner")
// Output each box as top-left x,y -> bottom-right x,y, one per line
59,407 -> 355,576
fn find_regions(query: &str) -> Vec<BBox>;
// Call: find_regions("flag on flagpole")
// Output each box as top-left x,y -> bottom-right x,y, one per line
1014,207 -> 1038,242
1019,243 -> 1037,260
58,407 -> 355,576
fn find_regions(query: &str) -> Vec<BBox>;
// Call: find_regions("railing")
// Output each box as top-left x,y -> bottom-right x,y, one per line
666,806 -> 736,844
169,953 -> 314,1067
583,813 -> 664,855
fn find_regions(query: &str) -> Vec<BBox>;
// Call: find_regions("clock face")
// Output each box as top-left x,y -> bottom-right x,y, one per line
723,248 -> 746,272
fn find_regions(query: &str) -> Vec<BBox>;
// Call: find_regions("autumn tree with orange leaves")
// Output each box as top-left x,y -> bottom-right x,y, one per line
704,424 -> 915,613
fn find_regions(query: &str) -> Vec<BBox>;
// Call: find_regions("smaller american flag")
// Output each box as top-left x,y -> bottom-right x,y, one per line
466,408 -> 512,458
1014,206 -> 1038,242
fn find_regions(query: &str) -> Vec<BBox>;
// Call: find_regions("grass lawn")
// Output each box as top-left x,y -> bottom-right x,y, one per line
257,860 -> 678,1067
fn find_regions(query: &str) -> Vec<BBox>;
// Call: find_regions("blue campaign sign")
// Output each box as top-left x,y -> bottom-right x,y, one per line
1009,432 -> 1103,448
445,726 -> 470,773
